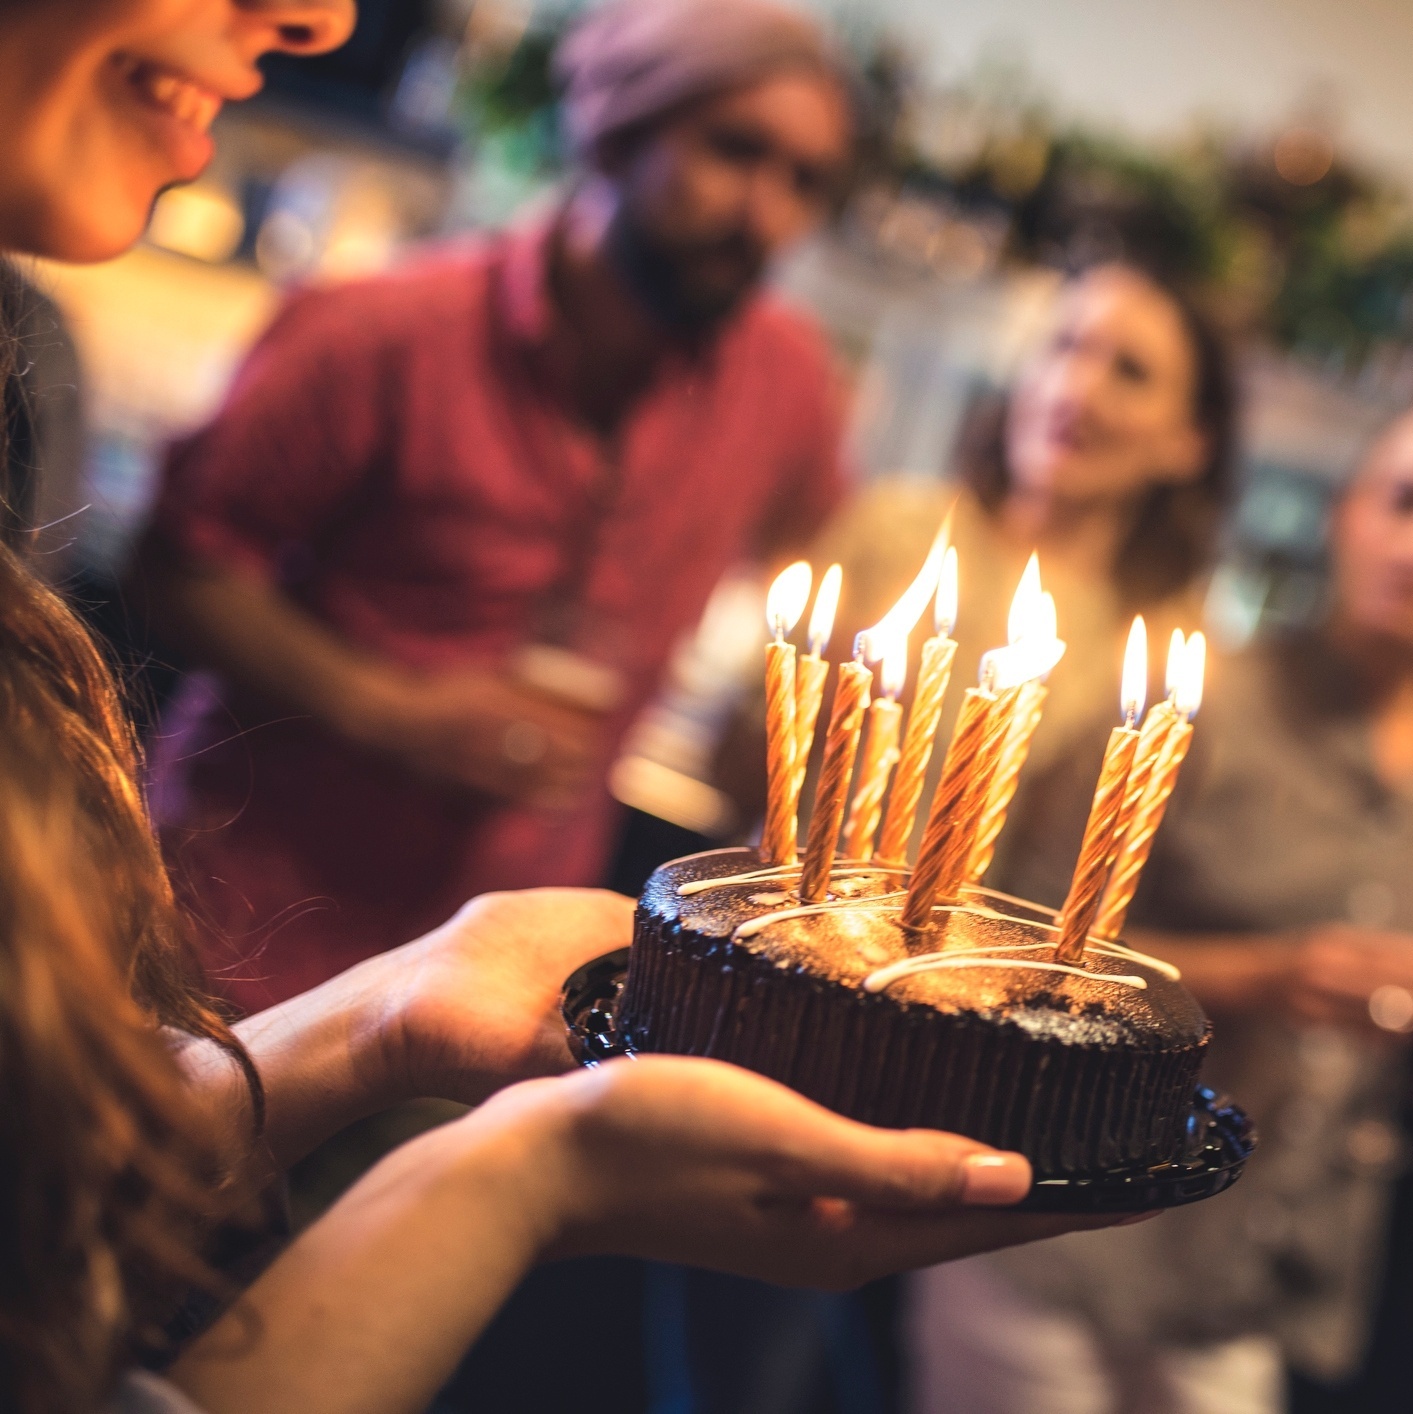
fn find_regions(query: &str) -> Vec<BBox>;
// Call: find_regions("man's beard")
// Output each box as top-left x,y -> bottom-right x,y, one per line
605,205 -> 767,335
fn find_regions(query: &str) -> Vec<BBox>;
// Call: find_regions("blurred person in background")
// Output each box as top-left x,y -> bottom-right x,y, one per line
132,0 -> 854,1014
813,261 -> 1235,863
911,410 -> 1413,1414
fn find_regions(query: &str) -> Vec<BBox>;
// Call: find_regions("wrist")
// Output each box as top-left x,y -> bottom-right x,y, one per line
325,657 -> 416,750
457,1077 -> 590,1260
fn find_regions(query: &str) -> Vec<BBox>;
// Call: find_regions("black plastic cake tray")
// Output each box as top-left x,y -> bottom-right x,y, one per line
560,948 -> 1256,1215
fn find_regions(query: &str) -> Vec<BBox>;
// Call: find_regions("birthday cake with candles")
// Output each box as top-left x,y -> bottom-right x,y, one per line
617,543 -> 1218,1179
620,851 -> 1208,1176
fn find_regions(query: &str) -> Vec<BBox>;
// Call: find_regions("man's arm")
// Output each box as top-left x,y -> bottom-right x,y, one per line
1131,924 -> 1413,1036
132,534 -> 603,808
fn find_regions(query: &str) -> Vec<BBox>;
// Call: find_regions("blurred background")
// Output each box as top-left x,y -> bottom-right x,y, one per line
29,0 -> 1413,834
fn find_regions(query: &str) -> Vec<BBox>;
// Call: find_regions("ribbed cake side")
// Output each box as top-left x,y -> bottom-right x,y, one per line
619,850 -> 1209,1177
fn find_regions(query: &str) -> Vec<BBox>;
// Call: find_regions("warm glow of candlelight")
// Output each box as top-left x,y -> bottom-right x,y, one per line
807,563 -> 842,657
842,639 -> 906,861
962,573 -> 1064,885
1008,553 -> 1042,645
1177,632 -> 1206,719
767,562 -> 812,638
861,521 -> 950,660
1037,590 -> 1057,645
936,545 -> 959,636
902,685 -> 996,928
799,661 -> 872,899
880,637 -> 908,699
1121,616 -> 1148,724
1165,629 -> 1186,699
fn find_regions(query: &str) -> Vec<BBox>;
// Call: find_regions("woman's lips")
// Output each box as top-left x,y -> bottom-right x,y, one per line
121,59 -> 225,178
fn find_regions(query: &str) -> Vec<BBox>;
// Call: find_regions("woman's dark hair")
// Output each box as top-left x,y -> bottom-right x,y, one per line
0,261 -> 263,1410
0,260 -> 36,548
958,262 -> 1238,609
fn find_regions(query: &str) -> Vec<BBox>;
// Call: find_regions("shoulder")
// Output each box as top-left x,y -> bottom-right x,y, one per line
263,237 -> 499,352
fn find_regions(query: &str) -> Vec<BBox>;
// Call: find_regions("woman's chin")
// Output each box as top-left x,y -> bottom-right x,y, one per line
38,193 -> 155,264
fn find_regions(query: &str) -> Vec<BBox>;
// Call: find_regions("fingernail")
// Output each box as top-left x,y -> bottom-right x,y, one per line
961,1153 -> 1032,1205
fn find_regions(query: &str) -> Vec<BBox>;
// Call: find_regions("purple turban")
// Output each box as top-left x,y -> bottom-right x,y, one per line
554,0 -> 845,158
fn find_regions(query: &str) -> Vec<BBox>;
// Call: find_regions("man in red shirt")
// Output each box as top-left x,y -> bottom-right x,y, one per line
138,0 -> 853,1012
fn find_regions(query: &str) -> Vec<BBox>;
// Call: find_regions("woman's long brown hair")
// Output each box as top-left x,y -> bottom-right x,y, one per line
0,263 -> 261,1410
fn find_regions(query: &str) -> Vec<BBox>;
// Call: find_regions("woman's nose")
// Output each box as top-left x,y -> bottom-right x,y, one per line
253,1 -> 358,57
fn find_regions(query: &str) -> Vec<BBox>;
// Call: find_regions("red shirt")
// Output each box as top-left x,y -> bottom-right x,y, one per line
149,219 -> 845,1011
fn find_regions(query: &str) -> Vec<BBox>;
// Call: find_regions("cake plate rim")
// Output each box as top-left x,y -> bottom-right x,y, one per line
559,948 -> 1256,1214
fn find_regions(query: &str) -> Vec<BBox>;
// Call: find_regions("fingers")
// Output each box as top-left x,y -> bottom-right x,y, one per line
458,887 -> 634,942
594,1057 -> 1029,1211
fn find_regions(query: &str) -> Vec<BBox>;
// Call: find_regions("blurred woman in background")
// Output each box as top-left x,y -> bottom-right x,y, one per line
821,261 -> 1235,864
913,411 -> 1413,1414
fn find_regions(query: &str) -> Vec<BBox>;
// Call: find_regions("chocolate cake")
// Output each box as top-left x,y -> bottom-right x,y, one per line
620,847 -> 1210,1177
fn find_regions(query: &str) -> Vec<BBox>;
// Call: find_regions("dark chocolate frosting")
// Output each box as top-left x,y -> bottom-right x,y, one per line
621,847 -> 1210,1176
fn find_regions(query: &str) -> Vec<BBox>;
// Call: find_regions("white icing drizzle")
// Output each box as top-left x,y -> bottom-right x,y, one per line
1089,940 -> 1182,981
672,854 -> 1182,986
863,950 -> 1148,994
961,885 -> 1059,920
732,893 -> 909,940
938,906 -> 1183,981
677,861 -> 908,898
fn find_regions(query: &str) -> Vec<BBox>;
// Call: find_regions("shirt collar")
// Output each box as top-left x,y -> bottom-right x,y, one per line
493,199 -> 746,375
495,206 -> 561,349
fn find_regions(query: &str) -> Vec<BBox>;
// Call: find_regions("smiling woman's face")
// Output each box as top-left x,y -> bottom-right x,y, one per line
0,0 -> 354,261
1005,265 -> 1208,506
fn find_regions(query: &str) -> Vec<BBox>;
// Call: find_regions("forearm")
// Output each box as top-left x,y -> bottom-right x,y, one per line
175,952 -> 409,1173
169,1092 -> 564,1414
134,536 -> 385,738
1125,928 -> 1290,1016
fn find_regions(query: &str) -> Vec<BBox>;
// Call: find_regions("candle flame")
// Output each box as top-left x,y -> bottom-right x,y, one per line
936,545 -> 959,637
766,561 -> 812,638
1008,553 -> 1043,645
978,576 -> 1064,691
881,637 -> 908,699
1121,616 -> 1148,723
1037,590 -> 1058,644
1165,629 -> 1186,700
860,524 -> 949,660
1177,631 -> 1206,718
807,564 -> 843,656
984,634 -> 1067,691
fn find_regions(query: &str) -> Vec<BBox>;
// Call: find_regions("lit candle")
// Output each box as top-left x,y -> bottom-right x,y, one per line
794,563 -> 842,799
799,659 -> 873,901
1102,629 -> 1186,870
900,673 -> 995,931
966,564 -> 1067,884
1054,616 -> 1148,964
936,624 -> 1066,908
761,562 -> 812,866
842,639 -> 906,860
1095,631 -> 1206,941
876,545 -> 960,864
